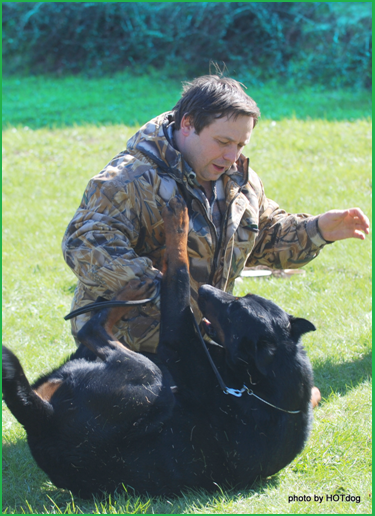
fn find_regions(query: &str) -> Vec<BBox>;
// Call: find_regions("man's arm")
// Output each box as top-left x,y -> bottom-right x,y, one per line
245,168 -> 369,270
247,198 -> 325,269
62,173 -> 163,301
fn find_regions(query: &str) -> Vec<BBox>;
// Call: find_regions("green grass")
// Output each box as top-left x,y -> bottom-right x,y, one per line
2,76 -> 372,514
2,73 -> 372,129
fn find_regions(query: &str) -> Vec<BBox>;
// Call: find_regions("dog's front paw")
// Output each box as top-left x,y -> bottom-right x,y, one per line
162,195 -> 189,237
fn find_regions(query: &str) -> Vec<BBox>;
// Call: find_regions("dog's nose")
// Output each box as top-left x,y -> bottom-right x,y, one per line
198,285 -> 214,297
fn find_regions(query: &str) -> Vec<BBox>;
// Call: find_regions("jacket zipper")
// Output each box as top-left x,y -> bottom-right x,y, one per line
189,185 -> 219,263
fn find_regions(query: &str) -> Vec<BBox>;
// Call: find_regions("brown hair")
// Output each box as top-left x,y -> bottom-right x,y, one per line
172,75 -> 260,134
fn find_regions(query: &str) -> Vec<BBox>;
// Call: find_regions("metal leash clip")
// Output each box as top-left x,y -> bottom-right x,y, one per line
224,386 -> 248,397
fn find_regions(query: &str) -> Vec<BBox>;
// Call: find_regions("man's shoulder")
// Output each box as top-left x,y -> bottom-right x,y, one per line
93,151 -> 156,183
85,149 -> 178,208
126,111 -> 172,156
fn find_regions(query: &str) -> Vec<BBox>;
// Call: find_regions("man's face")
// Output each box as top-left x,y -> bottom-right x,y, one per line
179,114 -> 254,185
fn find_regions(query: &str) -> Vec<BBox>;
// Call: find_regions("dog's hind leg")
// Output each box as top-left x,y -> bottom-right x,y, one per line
2,346 -> 54,435
77,278 -> 158,361
311,386 -> 321,408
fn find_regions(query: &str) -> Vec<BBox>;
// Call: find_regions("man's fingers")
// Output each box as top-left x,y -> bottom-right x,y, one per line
348,208 -> 370,228
355,222 -> 370,234
352,230 -> 366,240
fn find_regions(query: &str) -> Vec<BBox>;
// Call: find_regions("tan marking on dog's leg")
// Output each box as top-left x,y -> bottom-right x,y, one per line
161,197 -> 189,272
77,278 -> 158,359
114,278 -> 156,302
34,380 -> 62,401
310,386 -> 321,408
77,279 -> 158,359
103,278 -> 157,335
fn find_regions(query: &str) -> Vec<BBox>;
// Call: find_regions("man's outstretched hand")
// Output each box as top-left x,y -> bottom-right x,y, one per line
318,208 -> 370,242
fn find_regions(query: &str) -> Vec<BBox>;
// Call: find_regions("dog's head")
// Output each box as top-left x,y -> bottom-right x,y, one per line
198,285 -> 315,378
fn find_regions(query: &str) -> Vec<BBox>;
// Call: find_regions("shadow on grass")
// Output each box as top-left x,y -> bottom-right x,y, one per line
51,475 -> 281,514
312,351 -> 372,400
2,436 -> 281,514
155,476 -> 281,514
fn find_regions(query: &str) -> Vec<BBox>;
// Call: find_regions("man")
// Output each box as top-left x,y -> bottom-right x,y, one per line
62,75 -> 369,353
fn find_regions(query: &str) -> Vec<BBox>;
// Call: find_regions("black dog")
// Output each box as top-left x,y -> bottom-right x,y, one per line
2,196 -> 317,498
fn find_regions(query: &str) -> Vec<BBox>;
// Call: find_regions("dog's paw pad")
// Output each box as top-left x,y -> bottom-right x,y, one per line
162,196 -> 188,233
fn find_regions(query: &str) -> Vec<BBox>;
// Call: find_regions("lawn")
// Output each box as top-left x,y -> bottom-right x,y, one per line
2,75 -> 372,514
2,73 -> 372,129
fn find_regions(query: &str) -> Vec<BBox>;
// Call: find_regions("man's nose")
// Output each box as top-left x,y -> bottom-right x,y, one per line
223,145 -> 240,163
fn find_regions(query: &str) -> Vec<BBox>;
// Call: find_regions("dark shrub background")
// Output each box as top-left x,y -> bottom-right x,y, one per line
2,2 -> 372,88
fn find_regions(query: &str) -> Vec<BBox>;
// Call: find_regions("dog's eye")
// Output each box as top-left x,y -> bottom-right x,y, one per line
227,302 -> 242,316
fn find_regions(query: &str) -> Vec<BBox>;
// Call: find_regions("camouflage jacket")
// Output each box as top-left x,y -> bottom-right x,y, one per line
62,112 -> 328,353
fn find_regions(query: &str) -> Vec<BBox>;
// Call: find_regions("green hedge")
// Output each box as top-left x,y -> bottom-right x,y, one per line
2,2 -> 372,88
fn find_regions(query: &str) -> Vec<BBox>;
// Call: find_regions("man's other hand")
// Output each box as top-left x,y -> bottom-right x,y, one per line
318,208 -> 370,242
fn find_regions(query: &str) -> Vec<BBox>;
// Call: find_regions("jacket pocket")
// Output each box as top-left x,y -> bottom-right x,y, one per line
237,206 -> 259,242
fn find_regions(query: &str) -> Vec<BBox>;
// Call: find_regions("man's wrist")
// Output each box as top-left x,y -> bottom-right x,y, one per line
306,216 -> 333,246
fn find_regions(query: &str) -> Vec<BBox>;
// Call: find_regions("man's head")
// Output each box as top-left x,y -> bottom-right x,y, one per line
173,75 -> 260,134
173,75 -> 260,188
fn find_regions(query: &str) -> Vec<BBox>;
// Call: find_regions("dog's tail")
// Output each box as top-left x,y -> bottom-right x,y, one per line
2,346 -> 54,435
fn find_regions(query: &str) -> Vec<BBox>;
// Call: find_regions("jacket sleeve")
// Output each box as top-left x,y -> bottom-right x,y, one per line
62,168 -> 162,300
246,174 -> 329,269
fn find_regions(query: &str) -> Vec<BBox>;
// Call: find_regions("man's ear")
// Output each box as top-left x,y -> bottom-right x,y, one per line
289,316 -> 316,340
180,114 -> 194,136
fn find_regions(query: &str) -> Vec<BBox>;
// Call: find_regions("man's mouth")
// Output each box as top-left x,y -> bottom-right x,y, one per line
212,164 -> 226,172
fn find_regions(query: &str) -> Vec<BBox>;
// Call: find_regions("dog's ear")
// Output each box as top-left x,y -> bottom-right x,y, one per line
289,317 -> 316,340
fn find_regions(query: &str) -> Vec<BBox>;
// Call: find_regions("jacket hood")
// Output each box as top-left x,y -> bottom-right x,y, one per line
126,112 -> 185,183
126,112 -> 249,187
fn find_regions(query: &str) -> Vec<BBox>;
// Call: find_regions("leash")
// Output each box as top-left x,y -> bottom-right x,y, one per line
64,281 -> 161,321
190,307 -> 301,414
